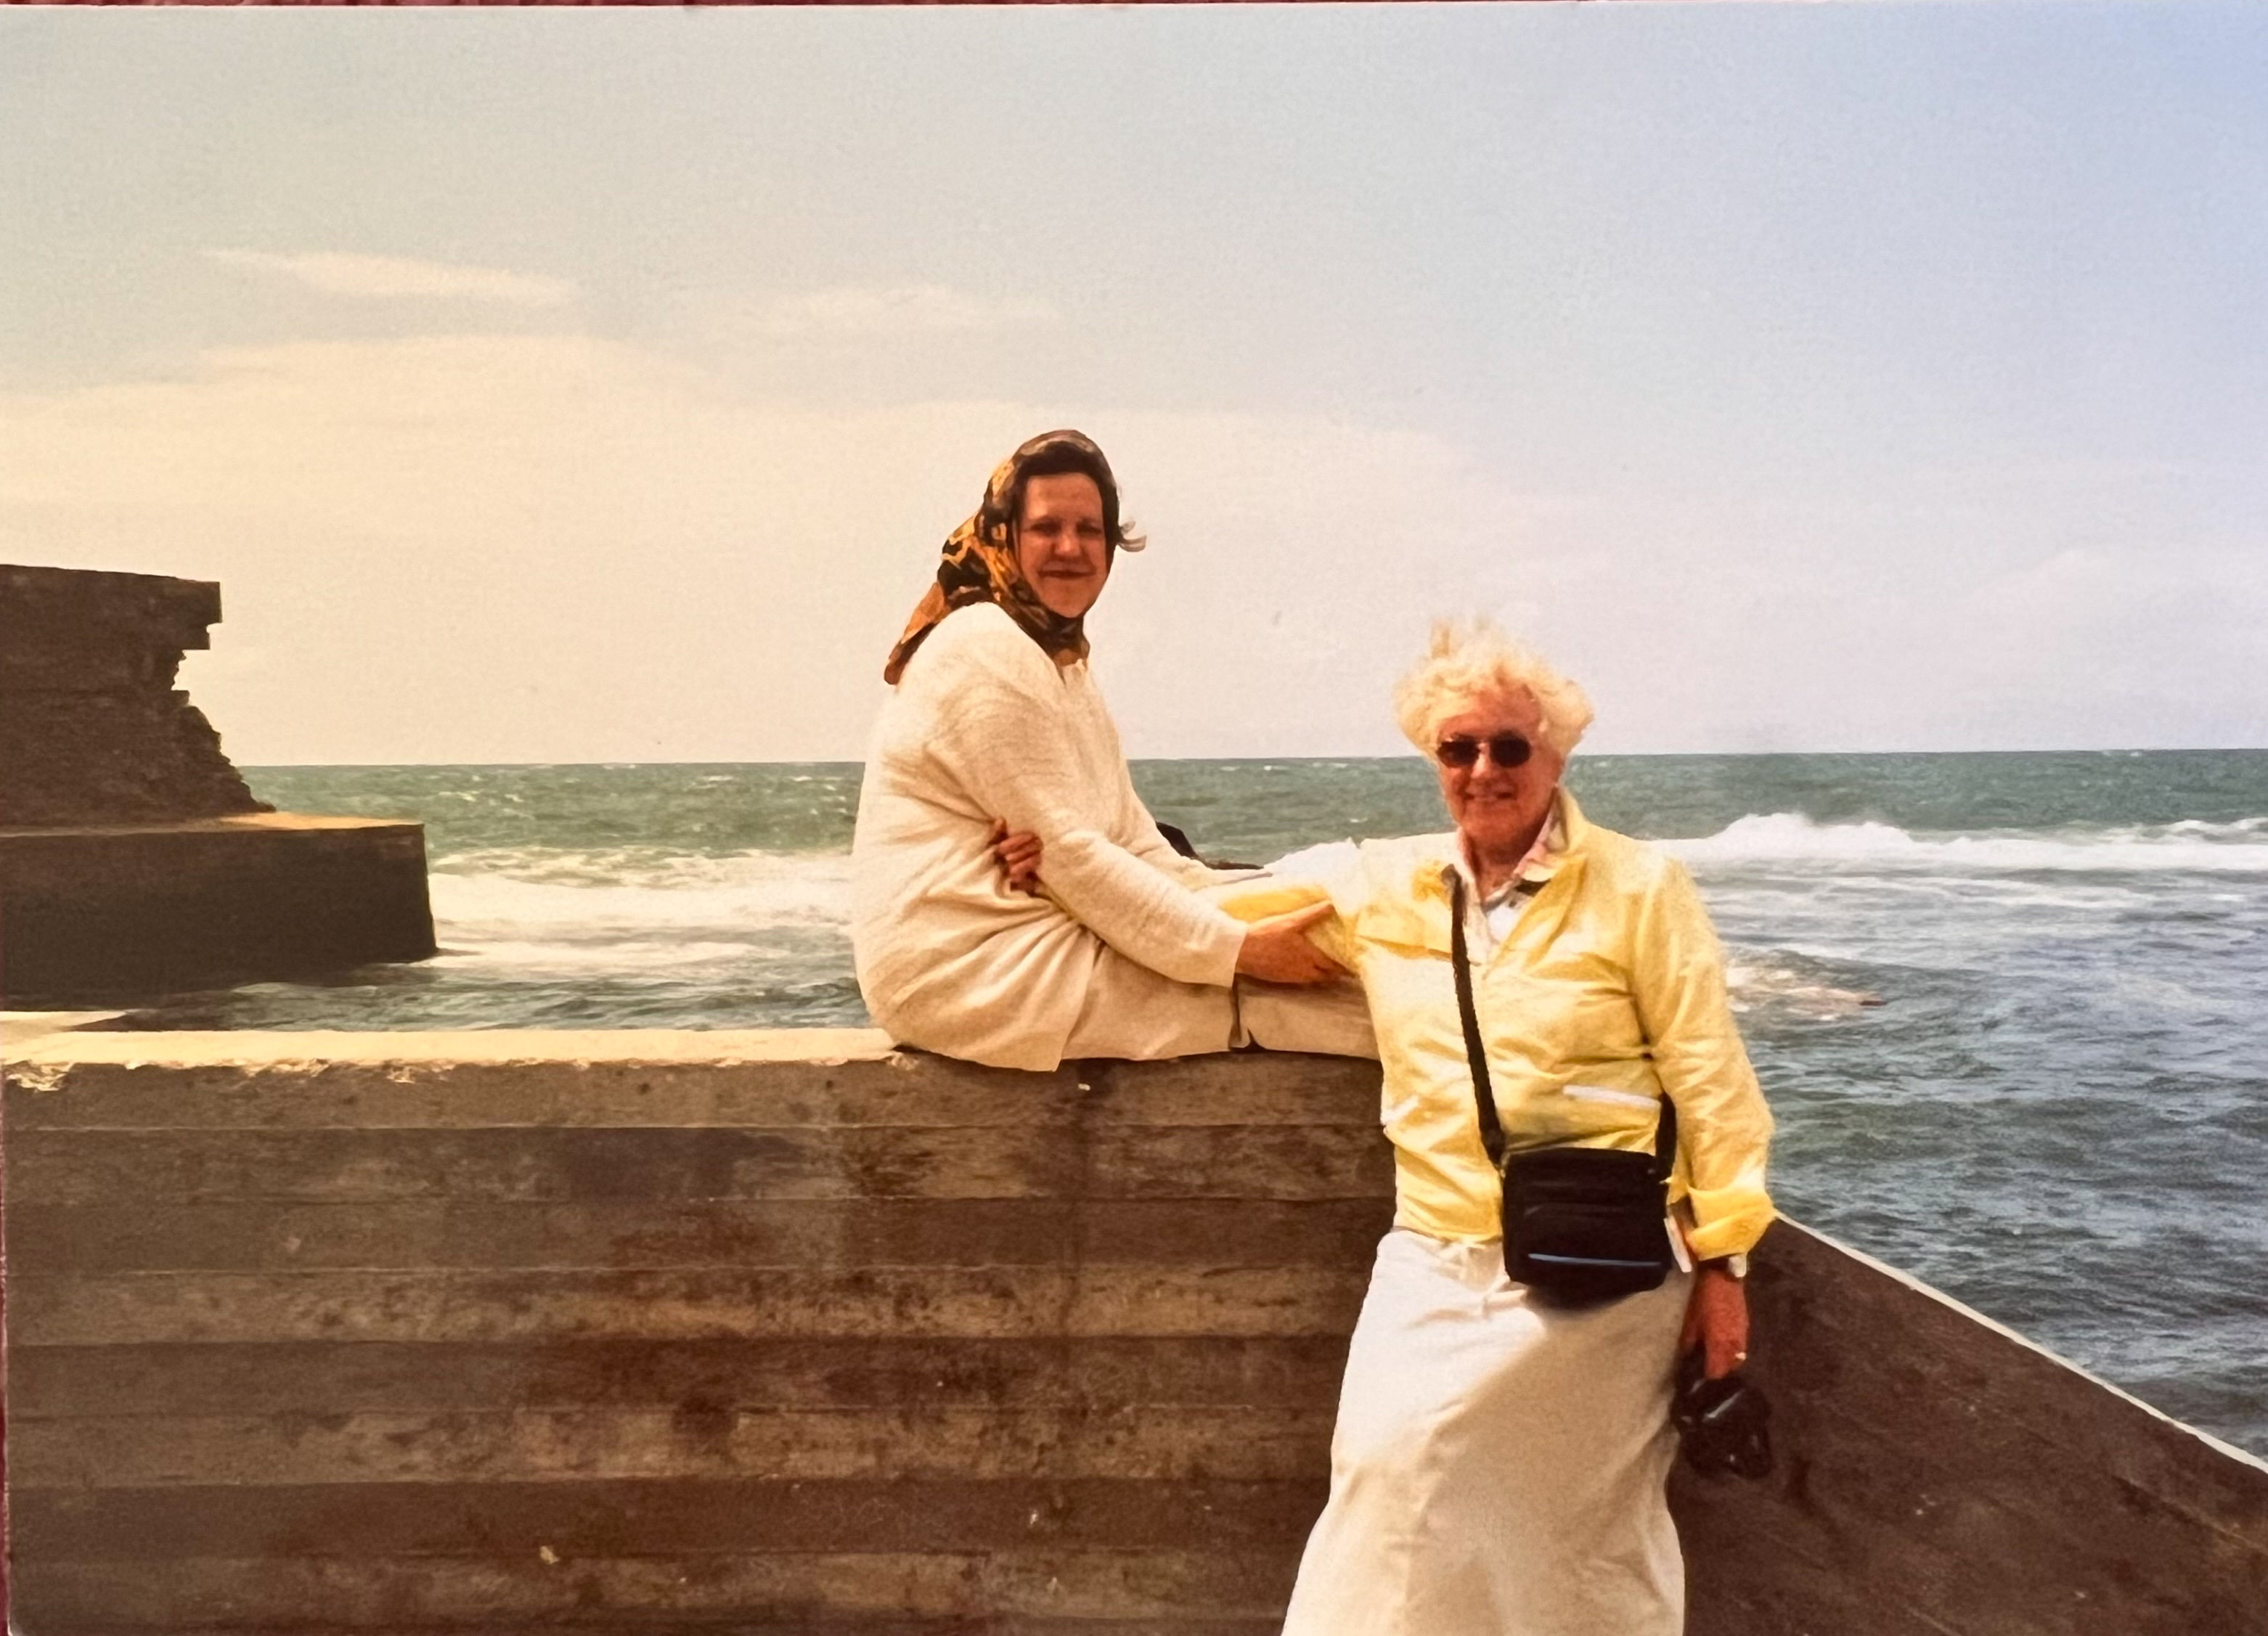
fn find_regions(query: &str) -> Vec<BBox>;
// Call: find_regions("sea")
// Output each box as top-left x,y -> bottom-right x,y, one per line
130,752 -> 2268,1458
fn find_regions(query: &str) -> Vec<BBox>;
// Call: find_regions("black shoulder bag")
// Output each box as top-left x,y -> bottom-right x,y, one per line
1450,872 -> 1680,1308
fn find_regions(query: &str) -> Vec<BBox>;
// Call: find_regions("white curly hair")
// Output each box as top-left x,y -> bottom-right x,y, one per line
1392,618 -> 1595,759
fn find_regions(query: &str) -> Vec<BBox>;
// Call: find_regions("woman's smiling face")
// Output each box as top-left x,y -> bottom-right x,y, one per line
1435,685 -> 1566,859
1014,473 -> 1111,620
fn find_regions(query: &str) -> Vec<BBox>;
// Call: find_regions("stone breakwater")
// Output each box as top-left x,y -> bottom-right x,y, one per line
3,1028 -> 2264,1632
0,563 -> 433,998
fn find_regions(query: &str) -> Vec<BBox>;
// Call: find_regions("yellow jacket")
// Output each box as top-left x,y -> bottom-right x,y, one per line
1230,791 -> 1775,1260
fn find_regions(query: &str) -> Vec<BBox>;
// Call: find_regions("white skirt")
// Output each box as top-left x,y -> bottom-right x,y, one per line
1281,1230 -> 1691,1636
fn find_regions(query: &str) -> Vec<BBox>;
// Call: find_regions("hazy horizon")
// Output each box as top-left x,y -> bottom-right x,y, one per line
230,745 -> 2268,771
7,6 -> 2264,761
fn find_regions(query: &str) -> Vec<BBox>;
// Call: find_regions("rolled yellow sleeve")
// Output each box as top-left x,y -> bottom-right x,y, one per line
1629,859 -> 1777,1259
1207,878 -> 1359,968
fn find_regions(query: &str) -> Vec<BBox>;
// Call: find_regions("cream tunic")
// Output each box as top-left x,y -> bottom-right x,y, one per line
851,602 -> 1255,1072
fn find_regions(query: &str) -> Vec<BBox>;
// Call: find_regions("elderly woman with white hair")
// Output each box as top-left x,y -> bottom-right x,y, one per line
1275,621 -> 1776,1636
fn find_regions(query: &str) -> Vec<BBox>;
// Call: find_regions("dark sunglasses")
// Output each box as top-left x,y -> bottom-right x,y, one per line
1435,733 -> 1533,771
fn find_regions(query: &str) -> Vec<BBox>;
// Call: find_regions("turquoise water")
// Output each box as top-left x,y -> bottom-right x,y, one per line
120,753 -> 2268,1455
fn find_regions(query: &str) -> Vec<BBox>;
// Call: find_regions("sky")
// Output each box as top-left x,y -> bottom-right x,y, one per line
3,4 -> 2264,764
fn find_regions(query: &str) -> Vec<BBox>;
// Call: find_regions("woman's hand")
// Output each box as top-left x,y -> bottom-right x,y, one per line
989,818 -> 1044,895
1234,901 -> 1350,985
1679,1263 -> 1751,1380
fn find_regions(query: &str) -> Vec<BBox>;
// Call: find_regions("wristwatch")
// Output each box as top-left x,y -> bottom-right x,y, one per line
1700,1253 -> 1750,1280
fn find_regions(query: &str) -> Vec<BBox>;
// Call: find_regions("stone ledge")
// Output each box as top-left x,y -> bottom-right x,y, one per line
0,813 -> 421,841
5,1026 -> 899,1071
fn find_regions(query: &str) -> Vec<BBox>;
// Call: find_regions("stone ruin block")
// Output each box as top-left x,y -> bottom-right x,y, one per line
0,564 -> 272,826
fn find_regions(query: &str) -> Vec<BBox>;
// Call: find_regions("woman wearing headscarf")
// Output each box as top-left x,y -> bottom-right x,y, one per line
851,429 -> 1375,1073
1274,619 -> 1775,1635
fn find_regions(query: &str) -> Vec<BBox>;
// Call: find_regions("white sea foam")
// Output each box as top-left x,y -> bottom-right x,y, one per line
1263,839 -> 1363,881
417,814 -> 2267,982
427,938 -> 791,973
1723,958 -> 1882,1021
1667,813 -> 2268,875
429,849 -> 852,936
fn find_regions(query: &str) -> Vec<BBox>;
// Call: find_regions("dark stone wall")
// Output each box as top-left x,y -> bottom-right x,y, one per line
0,817 -> 437,1000
0,564 -> 271,826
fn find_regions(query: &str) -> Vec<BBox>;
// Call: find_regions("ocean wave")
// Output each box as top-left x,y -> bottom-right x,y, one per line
419,812 -> 2268,958
429,850 -> 852,932
1263,839 -> 1363,880
1667,813 -> 2268,875
426,938 -> 797,974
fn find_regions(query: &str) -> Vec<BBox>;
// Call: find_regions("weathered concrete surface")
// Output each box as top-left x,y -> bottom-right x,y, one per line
0,565 -> 266,827
4,1031 -> 2264,1634
0,814 -> 436,999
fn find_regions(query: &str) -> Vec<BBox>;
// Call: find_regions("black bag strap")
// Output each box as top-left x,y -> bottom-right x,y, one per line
1448,870 -> 1676,1180
1448,871 -> 1509,1171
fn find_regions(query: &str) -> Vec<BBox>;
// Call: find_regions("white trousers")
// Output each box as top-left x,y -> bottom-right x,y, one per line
1061,962 -> 1380,1063
1237,976 -> 1381,1060
1281,1230 -> 1690,1636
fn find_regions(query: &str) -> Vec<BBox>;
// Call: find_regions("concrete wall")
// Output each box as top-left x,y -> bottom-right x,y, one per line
4,1031 -> 2264,1633
0,815 -> 437,999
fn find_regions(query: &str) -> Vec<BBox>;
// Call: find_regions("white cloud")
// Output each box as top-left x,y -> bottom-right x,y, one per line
724,284 -> 1058,339
0,335 -> 1549,764
8,336 -> 2259,761
203,249 -> 576,306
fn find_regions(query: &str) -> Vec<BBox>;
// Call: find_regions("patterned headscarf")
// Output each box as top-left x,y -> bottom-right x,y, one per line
882,428 -> 1142,684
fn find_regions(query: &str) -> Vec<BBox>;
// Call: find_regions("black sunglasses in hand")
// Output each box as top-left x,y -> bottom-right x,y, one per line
1436,733 -> 1534,771
1673,1351 -> 1774,1481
